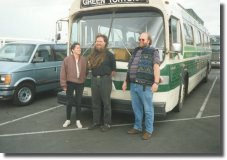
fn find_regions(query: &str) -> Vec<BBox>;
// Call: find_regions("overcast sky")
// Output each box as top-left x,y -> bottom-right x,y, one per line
0,0 -> 221,40
175,0 -> 220,36
0,0 -> 74,40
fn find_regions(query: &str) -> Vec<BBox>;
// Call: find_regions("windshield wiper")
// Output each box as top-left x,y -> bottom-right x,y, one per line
115,31 -> 132,56
107,11 -> 131,56
0,57 -> 14,61
107,11 -> 115,40
82,43 -> 94,56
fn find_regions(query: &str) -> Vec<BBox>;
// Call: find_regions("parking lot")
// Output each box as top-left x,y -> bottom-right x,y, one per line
0,69 -> 221,154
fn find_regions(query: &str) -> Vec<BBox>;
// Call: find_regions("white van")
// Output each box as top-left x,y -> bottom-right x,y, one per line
0,41 -> 67,106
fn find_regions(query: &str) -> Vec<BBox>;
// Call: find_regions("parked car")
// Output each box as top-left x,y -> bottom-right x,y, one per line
0,41 -> 67,105
210,35 -> 220,68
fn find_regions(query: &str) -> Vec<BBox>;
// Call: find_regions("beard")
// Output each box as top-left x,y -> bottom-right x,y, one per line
95,45 -> 106,53
88,46 -> 107,69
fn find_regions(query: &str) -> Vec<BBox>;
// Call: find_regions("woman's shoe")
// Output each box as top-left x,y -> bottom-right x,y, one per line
76,120 -> 83,128
63,120 -> 71,128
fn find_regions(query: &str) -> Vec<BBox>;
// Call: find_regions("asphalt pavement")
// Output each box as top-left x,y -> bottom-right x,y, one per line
0,69 -> 222,154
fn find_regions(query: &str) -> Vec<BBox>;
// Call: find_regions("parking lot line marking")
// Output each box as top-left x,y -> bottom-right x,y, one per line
0,128 -> 88,137
196,76 -> 218,119
0,105 -> 64,127
155,114 -> 220,123
0,114 -> 220,137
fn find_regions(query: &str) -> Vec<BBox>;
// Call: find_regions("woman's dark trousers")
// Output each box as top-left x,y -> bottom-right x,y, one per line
66,81 -> 84,120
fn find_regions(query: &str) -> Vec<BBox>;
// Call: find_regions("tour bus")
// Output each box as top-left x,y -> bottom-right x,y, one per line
57,0 -> 211,117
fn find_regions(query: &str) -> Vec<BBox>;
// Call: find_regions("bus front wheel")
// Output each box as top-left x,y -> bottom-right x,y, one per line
203,64 -> 210,83
174,76 -> 187,112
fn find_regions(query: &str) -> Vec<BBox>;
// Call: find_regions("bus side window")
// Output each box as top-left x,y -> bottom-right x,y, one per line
183,23 -> 194,46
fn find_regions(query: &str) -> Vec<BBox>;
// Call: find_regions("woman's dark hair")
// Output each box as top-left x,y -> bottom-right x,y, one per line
70,42 -> 80,52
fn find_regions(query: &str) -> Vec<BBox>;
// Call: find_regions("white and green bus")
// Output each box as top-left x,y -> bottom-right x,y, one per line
57,0 -> 212,117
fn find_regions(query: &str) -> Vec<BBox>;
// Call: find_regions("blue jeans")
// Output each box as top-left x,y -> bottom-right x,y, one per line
130,83 -> 154,134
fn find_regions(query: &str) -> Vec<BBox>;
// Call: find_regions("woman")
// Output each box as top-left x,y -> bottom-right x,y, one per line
60,42 -> 88,128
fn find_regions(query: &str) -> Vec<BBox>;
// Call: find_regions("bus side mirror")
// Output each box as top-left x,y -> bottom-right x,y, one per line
57,22 -> 62,31
172,43 -> 181,52
56,33 -> 61,41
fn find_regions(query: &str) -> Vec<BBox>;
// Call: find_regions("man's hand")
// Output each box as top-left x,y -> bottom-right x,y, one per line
151,83 -> 158,92
122,81 -> 127,92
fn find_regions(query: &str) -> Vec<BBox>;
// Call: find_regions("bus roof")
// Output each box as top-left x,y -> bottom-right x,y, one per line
70,0 -> 204,22
68,0 -> 208,34
69,0 -> 166,16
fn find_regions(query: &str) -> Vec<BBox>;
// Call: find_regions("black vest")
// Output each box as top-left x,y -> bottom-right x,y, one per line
128,47 -> 156,85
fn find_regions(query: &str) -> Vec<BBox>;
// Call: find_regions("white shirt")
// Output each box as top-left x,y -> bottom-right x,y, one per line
76,59 -> 80,78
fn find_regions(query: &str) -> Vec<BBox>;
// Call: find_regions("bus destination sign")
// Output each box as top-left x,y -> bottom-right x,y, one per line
81,0 -> 149,8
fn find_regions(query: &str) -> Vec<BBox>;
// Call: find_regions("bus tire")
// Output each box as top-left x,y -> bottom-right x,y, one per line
203,65 -> 209,83
13,82 -> 35,106
174,75 -> 187,112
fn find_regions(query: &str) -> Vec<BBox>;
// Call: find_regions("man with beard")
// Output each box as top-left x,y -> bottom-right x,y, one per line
88,34 -> 116,132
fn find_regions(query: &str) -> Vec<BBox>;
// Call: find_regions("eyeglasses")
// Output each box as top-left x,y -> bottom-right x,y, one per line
95,41 -> 104,43
139,38 -> 145,42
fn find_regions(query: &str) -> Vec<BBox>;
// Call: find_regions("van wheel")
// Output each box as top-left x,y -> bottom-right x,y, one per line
13,83 -> 35,106
174,77 -> 187,112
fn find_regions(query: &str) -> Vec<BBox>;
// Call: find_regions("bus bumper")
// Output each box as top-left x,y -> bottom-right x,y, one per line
57,91 -> 166,118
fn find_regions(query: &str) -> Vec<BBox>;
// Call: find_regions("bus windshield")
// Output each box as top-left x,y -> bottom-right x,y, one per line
71,11 -> 164,62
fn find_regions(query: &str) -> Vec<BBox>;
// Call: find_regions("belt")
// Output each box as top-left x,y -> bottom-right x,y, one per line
92,75 -> 110,78
132,79 -> 152,86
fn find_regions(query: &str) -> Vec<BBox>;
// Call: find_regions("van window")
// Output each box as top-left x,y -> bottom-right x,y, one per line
0,44 -> 35,62
35,45 -> 54,62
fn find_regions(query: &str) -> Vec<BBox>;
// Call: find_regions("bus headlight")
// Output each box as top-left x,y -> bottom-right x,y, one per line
0,74 -> 11,85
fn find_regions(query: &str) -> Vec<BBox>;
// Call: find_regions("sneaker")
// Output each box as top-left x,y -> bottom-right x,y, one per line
63,120 -> 71,128
142,131 -> 152,140
100,124 -> 111,132
88,123 -> 100,130
76,120 -> 82,128
127,128 -> 142,134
